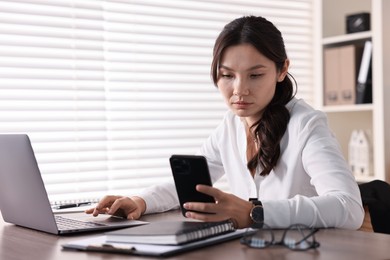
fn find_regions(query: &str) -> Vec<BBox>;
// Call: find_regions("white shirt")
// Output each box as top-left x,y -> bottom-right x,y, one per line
139,98 -> 364,229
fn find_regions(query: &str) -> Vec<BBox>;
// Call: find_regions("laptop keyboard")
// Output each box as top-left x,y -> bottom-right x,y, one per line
55,215 -> 107,230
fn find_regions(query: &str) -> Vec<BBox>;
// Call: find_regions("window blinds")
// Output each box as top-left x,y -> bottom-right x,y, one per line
0,0 -> 315,204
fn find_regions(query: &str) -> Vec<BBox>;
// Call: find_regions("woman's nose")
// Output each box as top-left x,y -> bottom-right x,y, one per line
233,78 -> 249,96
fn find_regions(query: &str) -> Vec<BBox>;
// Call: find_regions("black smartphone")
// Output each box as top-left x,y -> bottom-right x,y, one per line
169,155 -> 215,217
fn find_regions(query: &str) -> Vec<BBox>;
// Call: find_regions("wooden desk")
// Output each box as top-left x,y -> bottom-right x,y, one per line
1,210 -> 390,260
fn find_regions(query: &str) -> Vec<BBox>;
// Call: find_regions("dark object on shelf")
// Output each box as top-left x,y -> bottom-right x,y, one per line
346,12 -> 370,34
356,82 -> 372,104
356,41 -> 372,104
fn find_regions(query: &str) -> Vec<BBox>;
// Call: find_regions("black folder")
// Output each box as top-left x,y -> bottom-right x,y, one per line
356,40 -> 372,104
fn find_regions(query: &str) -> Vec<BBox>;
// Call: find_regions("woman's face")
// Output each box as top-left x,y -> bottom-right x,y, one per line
217,43 -> 289,126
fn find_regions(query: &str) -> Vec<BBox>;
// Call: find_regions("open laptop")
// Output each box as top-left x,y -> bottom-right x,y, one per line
0,134 -> 146,234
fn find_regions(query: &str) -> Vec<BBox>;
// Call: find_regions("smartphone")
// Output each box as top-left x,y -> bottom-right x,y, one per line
169,155 -> 215,217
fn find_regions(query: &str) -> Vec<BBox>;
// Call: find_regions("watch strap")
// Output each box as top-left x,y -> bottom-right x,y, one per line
251,199 -> 262,206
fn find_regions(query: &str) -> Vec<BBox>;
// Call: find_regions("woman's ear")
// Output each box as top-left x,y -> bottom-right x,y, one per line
277,59 -> 290,82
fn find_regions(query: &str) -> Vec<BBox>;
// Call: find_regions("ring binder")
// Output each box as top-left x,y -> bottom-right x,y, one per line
356,41 -> 372,104
105,220 -> 235,245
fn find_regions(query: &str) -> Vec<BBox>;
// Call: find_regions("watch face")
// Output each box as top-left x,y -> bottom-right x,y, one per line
251,205 -> 264,223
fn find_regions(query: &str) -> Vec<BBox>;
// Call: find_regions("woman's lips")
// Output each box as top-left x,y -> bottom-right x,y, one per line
232,101 -> 252,109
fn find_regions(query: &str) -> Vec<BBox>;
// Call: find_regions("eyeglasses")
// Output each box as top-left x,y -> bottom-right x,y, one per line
240,224 -> 320,251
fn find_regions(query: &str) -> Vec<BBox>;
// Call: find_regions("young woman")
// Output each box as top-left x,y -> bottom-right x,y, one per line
86,16 -> 364,230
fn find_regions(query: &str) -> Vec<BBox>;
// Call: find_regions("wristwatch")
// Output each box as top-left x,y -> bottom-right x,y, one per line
249,200 -> 264,228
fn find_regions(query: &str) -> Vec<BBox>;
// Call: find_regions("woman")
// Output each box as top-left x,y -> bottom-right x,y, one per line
86,16 -> 364,229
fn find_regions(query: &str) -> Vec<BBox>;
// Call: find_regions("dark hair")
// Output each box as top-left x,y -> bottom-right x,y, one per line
211,16 -> 296,176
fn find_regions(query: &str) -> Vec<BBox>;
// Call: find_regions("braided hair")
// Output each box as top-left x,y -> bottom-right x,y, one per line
211,16 -> 296,176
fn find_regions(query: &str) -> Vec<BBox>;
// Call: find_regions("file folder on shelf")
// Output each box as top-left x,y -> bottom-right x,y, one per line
356,40 -> 372,104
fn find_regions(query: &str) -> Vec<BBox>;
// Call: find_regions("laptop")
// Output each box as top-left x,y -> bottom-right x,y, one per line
0,134 -> 146,234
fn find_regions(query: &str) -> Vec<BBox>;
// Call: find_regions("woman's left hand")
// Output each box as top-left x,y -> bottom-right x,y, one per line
183,184 -> 253,229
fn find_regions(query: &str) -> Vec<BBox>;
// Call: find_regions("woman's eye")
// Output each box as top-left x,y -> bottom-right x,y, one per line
221,74 -> 233,79
250,74 -> 263,79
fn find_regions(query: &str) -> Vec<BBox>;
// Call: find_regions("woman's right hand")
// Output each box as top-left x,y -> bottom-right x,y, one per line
85,195 -> 146,220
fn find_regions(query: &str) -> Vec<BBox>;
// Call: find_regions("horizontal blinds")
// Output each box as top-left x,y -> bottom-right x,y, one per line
0,0 -> 314,204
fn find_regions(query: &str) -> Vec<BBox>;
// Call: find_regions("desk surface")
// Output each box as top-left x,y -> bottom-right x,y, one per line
1,210 -> 390,260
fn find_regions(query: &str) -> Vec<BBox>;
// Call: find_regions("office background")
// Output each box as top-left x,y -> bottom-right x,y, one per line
0,0 -> 316,204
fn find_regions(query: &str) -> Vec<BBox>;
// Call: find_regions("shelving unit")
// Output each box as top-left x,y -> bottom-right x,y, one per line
319,0 -> 390,182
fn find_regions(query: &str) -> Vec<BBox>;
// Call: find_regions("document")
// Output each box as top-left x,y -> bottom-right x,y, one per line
62,229 -> 246,257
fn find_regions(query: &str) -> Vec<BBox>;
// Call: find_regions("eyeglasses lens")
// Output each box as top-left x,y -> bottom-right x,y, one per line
283,225 -> 318,250
245,229 -> 273,248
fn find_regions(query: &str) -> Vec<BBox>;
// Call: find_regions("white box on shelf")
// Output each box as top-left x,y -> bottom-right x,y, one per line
348,129 -> 373,178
